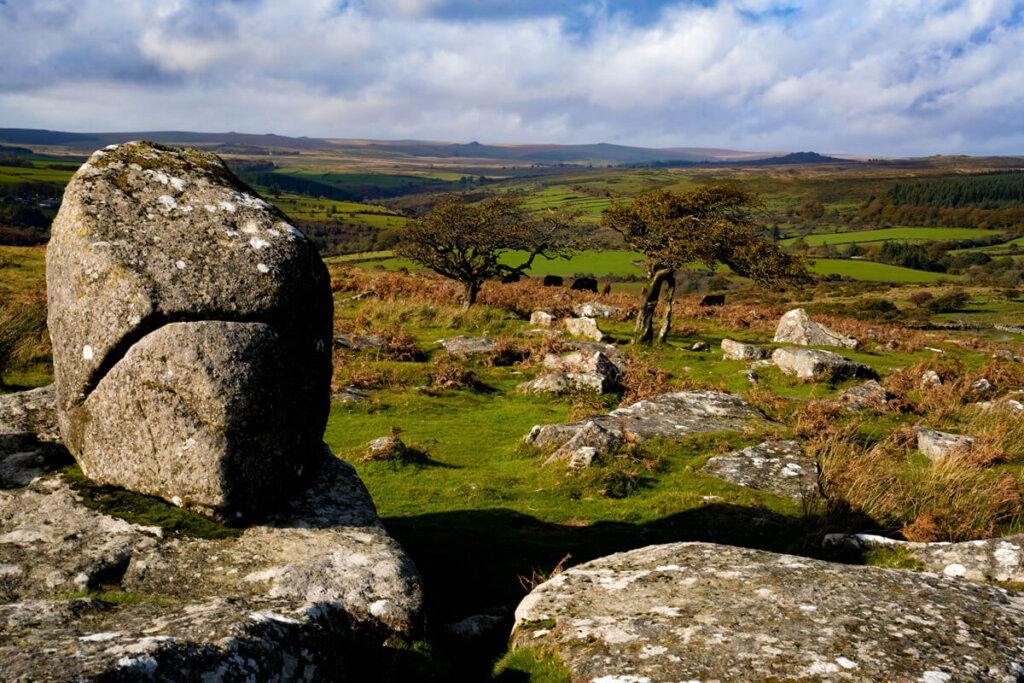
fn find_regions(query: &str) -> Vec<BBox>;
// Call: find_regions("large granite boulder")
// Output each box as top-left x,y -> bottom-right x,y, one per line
701,439 -> 820,502
46,142 -> 332,519
772,346 -> 879,381
563,317 -> 603,342
526,391 -> 767,463
774,308 -> 860,349
0,452 -> 423,682
512,542 -> 1024,682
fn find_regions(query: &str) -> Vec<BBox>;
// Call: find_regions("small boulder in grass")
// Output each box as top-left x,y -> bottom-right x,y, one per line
914,426 -> 974,461
362,436 -> 406,462
530,310 -> 555,327
564,317 -> 603,342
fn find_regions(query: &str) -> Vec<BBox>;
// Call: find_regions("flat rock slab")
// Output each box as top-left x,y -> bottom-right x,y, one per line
826,533 -> 1024,584
838,379 -> 893,411
0,453 -> 423,682
701,439 -> 819,502
563,317 -> 603,342
512,542 -> 1024,683
0,385 -> 71,489
773,346 -> 879,381
333,332 -> 385,350
572,302 -> 622,319
526,391 -> 767,462
441,335 -> 501,356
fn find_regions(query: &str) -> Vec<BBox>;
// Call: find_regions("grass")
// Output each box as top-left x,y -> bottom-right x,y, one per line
781,227 -> 1003,247
60,465 -> 242,540
493,648 -> 572,683
807,258 -> 958,282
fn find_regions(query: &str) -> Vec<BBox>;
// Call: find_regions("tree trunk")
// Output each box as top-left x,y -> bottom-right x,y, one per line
634,267 -> 672,345
461,281 -> 480,311
656,272 -> 676,344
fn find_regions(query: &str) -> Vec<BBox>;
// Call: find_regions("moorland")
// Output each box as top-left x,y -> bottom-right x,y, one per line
2,129 -> 1024,680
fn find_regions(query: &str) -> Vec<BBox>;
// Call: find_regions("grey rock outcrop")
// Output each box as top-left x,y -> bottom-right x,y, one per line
363,435 -> 405,460
920,369 -> 943,388
529,310 -> 554,327
543,351 -> 623,383
512,542 -> 1024,683
838,379 -> 894,411
825,533 -> 1024,583
0,385 -> 70,488
518,352 -> 623,395
701,440 -> 819,502
441,335 -> 500,356
563,316 -> 603,341
0,453 -> 423,681
915,426 -> 974,460
334,332 -> 385,350
720,337 -> 768,361
773,308 -> 860,349
526,391 -> 766,463
572,301 -> 621,319
772,346 -> 879,380
46,142 -> 331,519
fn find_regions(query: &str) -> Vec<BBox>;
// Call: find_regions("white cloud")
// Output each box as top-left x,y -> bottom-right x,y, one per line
0,0 -> 1021,155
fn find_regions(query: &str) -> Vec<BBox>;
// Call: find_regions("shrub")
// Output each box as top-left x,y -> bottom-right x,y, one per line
429,357 -> 483,391
908,291 -> 934,306
922,288 -> 969,312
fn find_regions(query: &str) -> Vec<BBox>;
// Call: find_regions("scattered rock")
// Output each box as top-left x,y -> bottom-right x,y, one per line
825,533 -> 1024,583
0,453 -> 423,681
772,347 -> 879,381
977,399 -> 1024,414
512,542 -> 1024,683
720,338 -> 768,361
542,351 -> 622,382
347,290 -> 376,301
885,339 -> 900,352
920,369 -> 943,388
558,340 -> 626,367
915,426 -> 974,460
563,317 -> 603,342
743,369 -> 759,385
773,308 -> 860,349
838,379 -> 894,411
47,142 -> 332,519
969,377 -> 998,399
441,335 -> 500,356
363,436 -> 405,461
529,310 -> 555,327
519,351 -> 624,395
571,302 -> 621,319
516,373 -> 612,395
333,387 -> 370,403
334,332 -> 385,350
521,328 -> 563,338
690,340 -> 709,352
701,440 -> 819,502
992,349 -> 1017,362
526,391 -> 766,464
446,614 -> 505,640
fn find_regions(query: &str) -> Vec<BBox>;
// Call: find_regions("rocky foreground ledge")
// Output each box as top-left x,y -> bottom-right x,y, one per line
512,542 -> 1024,682
1,389 -> 423,682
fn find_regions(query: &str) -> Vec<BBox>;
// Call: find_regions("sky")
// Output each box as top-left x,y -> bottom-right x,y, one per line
1,0 -> 1023,156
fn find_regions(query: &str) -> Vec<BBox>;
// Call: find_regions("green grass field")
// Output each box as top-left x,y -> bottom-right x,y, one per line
781,227 -> 1003,247
268,194 -> 408,229
807,258 -> 958,282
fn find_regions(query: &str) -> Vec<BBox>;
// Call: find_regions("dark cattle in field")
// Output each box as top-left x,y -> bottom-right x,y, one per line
543,275 -> 564,287
699,294 -> 725,307
501,272 -> 521,283
570,277 -> 598,292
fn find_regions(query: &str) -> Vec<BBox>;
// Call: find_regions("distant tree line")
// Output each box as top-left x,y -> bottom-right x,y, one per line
890,171 -> 1024,208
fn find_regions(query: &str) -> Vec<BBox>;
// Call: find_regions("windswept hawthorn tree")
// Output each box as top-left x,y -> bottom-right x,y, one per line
396,194 -> 584,310
603,185 -> 807,344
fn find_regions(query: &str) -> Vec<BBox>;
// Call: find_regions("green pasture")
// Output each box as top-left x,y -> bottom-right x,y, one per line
0,164 -> 75,185
808,258 -> 956,282
782,227 -> 1002,247
268,194 -> 408,228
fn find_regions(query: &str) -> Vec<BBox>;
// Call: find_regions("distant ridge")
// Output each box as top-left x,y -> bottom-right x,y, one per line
0,128 -> 779,165
737,151 -> 855,166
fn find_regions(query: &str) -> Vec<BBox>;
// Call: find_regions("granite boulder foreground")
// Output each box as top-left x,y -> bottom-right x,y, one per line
512,542 -> 1024,682
46,141 -> 332,519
